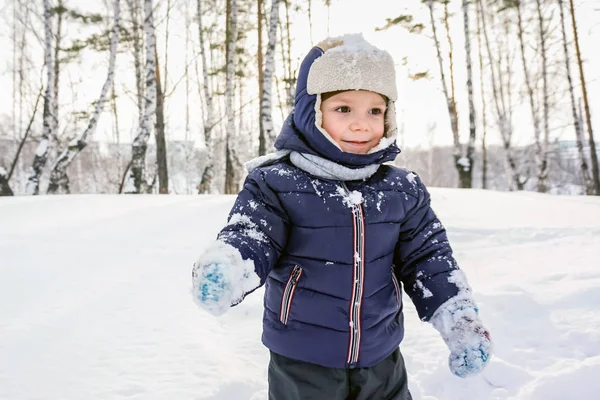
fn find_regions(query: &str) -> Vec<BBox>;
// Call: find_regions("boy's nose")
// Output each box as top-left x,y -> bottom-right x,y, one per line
349,118 -> 369,132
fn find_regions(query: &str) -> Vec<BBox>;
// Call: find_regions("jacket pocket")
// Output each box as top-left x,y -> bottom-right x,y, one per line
279,265 -> 303,325
391,271 -> 401,309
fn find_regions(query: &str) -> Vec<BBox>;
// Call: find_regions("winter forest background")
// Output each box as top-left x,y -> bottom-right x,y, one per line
0,0 -> 599,197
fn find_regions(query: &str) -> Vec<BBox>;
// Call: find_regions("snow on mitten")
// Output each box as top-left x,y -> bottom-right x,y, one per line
430,296 -> 492,378
191,241 -> 258,316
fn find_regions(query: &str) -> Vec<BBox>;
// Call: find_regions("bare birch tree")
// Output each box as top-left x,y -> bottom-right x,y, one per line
443,1 -> 459,138
126,0 -> 145,120
198,0 -> 217,193
124,0 -> 157,194
0,167 -> 13,196
257,0 -> 264,154
46,0 -> 121,194
224,0 -> 238,194
426,0 -> 461,184
512,0 -> 540,191
154,44 -> 168,194
460,0 -> 477,188
534,0 -> 550,192
12,0 -> 18,140
25,0 -> 55,195
476,0 -> 489,189
259,0 -> 280,156
282,0 -> 295,112
7,1 -> 37,193
53,0 -> 65,140
17,0 -> 32,143
480,0 -> 524,190
569,0 -> 600,195
8,89 -> 43,184
557,0 -> 593,194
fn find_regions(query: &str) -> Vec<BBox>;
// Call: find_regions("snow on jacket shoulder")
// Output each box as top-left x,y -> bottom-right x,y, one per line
214,159 -> 462,368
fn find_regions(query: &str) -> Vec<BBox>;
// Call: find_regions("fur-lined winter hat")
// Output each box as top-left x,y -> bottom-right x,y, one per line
308,34 -> 398,151
273,33 -> 400,168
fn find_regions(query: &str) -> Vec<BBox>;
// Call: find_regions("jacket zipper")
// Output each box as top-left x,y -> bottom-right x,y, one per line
391,270 -> 401,309
280,265 -> 303,325
341,182 -> 366,366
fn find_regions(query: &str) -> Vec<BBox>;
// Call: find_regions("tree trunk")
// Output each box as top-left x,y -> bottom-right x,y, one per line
274,72 -> 286,122
443,1 -> 459,147
569,0 -> 600,195
224,0 -> 238,195
557,0 -> 593,194
111,72 -> 123,192
12,0 -> 17,140
535,0 -> 550,192
427,0 -> 460,183
502,13 -> 522,191
154,44 -> 169,194
198,0 -> 217,193
476,0 -> 488,189
9,88 -> 43,182
184,1 -> 192,193
284,0 -> 294,112
47,0 -> 121,194
53,0 -> 64,140
126,0 -> 144,120
479,0 -> 522,191
459,0 -> 476,188
18,0 -> 31,140
515,0 -> 542,189
277,18 -> 287,115
257,0 -> 265,158
163,0 -> 170,96
25,0 -> 54,195
259,0 -> 280,156
124,0 -> 157,194
0,167 -> 13,196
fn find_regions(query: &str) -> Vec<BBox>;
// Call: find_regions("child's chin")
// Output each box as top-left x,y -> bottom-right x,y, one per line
341,147 -> 372,155
339,142 -> 375,155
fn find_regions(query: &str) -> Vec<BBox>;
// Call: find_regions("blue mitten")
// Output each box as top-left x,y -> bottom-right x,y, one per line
193,263 -> 231,311
431,296 -> 492,378
191,241 -> 259,316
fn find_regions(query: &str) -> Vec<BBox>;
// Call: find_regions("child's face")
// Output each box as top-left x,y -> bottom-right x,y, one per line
320,90 -> 386,154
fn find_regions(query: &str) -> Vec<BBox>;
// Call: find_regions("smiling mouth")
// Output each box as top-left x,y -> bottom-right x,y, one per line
344,141 -> 369,145
344,140 -> 369,147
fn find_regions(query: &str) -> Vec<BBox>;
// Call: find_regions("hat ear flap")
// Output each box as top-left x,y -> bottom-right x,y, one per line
384,101 -> 398,138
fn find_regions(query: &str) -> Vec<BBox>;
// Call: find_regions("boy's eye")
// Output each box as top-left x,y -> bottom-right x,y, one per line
334,106 -> 351,113
369,108 -> 384,115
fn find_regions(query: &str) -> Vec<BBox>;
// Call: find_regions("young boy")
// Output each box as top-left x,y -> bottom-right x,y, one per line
192,34 -> 492,399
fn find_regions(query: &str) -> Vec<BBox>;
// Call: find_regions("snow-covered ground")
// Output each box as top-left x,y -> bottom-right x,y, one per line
1,189 -> 599,400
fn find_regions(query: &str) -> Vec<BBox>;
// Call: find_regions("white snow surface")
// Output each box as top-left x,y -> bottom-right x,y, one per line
1,190 -> 600,400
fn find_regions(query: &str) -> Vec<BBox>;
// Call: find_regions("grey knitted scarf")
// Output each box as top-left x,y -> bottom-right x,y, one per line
244,150 -> 379,181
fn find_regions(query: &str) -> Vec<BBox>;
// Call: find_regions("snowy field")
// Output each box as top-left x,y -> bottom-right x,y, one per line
1,189 -> 599,400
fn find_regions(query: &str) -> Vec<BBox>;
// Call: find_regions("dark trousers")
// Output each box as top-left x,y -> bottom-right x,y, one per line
268,348 -> 412,400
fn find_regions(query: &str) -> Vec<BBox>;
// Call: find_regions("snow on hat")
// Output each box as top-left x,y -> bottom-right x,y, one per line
307,34 -> 399,148
308,34 -> 398,101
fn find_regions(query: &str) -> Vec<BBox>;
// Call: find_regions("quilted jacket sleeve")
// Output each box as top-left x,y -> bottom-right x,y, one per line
393,174 -> 467,321
216,168 -> 289,291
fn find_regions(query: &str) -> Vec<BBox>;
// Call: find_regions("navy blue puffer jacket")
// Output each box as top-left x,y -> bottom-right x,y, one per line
215,45 -> 463,369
